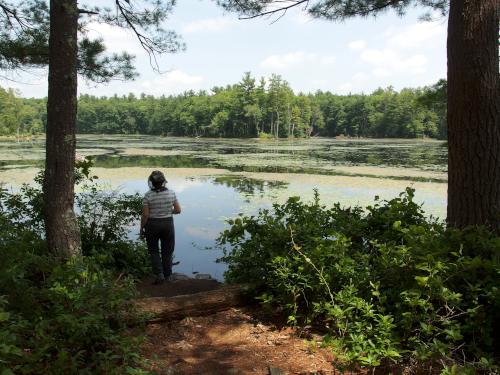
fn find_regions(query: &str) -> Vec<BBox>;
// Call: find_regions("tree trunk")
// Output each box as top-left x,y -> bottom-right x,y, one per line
447,0 -> 500,231
44,0 -> 81,258
287,103 -> 291,137
254,113 -> 259,136
276,111 -> 280,138
135,285 -> 247,322
270,112 -> 274,136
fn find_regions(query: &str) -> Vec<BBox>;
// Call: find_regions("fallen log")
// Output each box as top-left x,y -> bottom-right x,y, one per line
135,284 -> 248,322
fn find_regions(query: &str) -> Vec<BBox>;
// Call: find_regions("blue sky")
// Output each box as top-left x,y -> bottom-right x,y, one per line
1,0 -> 447,98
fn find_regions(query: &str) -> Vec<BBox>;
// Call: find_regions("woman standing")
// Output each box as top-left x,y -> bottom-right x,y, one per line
140,170 -> 181,284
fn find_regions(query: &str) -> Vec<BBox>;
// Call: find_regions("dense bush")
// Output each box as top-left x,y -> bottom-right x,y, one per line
0,158 -> 150,277
0,247 -> 146,374
77,183 -> 149,277
217,189 -> 500,373
0,161 -> 150,374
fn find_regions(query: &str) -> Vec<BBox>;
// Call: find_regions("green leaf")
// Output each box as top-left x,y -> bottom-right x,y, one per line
0,312 -> 10,322
415,276 -> 429,286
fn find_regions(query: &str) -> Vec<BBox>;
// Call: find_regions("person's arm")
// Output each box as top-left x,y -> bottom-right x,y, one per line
173,200 -> 181,214
140,205 -> 149,238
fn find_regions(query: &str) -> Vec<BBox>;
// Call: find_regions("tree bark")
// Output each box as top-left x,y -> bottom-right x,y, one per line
44,0 -> 81,258
135,285 -> 247,322
447,0 -> 500,231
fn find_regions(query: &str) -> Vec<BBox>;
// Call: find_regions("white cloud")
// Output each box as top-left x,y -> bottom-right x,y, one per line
360,49 -> 387,64
343,20 -> 444,87
348,40 -> 366,50
320,56 -> 336,65
260,51 -> 317,70
140,70 -> 204,95
0,70 -> 47,98
184,226 -> 220,240
338,82 -> 353,93
372,68 -> 390,77
310,79 -> 328,86
387,22 -> 446,49
293,12 -> 314,25
352,72 -> 368,82
182,17 -> 236,33
360,48 -> 428,75
86,23 -> 144,55
401,55 -> 428,72
171,179 -> 203,193
260,51 -> 336,70
163,70 -> 203,85
382,26 -> 396,38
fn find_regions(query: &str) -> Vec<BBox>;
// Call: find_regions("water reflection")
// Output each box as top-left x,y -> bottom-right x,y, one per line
82,153 -> 446,183
92,154 -> 213,169
210,175 -> 288,199
97,171 -> 446,281
0,136 -> 448,280
119,175 -> 282,280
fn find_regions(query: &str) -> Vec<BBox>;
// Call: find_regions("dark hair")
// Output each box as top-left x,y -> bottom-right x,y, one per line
148,170 -> 167,192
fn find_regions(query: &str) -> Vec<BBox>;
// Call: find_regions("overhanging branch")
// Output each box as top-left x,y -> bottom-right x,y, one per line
237,0 -> 309,20
114,0 -> 162,71
0,1 -> 31,30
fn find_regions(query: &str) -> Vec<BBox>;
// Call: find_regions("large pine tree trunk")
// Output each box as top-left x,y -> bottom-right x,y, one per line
447,0 -> 500,231
44,0 -> 81,258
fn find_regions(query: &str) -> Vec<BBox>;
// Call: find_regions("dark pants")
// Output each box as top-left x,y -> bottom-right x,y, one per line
145,217 -> 175,279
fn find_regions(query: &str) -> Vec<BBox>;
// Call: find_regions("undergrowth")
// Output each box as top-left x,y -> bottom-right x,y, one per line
217,188 -> 500,374
0,159 -> 151,374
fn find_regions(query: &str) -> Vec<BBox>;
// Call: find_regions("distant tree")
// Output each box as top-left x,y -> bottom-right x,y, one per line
210,110 -> 230,136
267,74 -> 293,138
314,92 -> 345,137
217,0 -> 500,231
2,76 -> 447,140
310,103 -> 324,136
235,72 -> 259,137
0,87 -> 43,135
0,0 -> 184,258
418,79 -> 447,139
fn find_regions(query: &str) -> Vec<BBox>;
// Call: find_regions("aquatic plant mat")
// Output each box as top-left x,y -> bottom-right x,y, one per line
0,135 -> 447,182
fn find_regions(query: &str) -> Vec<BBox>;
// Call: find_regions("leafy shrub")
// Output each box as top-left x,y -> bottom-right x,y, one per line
0,240 -> 147,374
0,158 -> 150,277
217,188 -> 500,373
258,132 -> 274,139
76,183 -> 149,277
0,201 -> 148,374
0,159 -> 150,374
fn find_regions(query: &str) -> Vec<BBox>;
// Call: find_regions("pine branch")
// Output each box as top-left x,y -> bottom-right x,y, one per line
78,8 -> 99,15
237,0 -> 309,20
0,1 -> 31,30
114,0 -> 162,71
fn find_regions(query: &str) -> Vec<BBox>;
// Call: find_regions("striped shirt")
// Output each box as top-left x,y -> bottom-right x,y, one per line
143,189 -> 177,218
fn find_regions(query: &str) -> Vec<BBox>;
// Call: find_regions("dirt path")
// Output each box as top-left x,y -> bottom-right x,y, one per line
141,307 -> 340,375
136,278 -> 344,375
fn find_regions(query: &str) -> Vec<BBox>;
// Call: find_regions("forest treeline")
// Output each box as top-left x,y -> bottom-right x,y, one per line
0,73 -> 447,139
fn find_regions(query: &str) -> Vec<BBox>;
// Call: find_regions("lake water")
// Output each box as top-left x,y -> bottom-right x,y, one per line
0,135 -> 448,280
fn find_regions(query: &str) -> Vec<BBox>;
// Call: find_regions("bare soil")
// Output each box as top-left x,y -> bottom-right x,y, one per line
136,279 -> 348,375
141,307 -> 342,375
